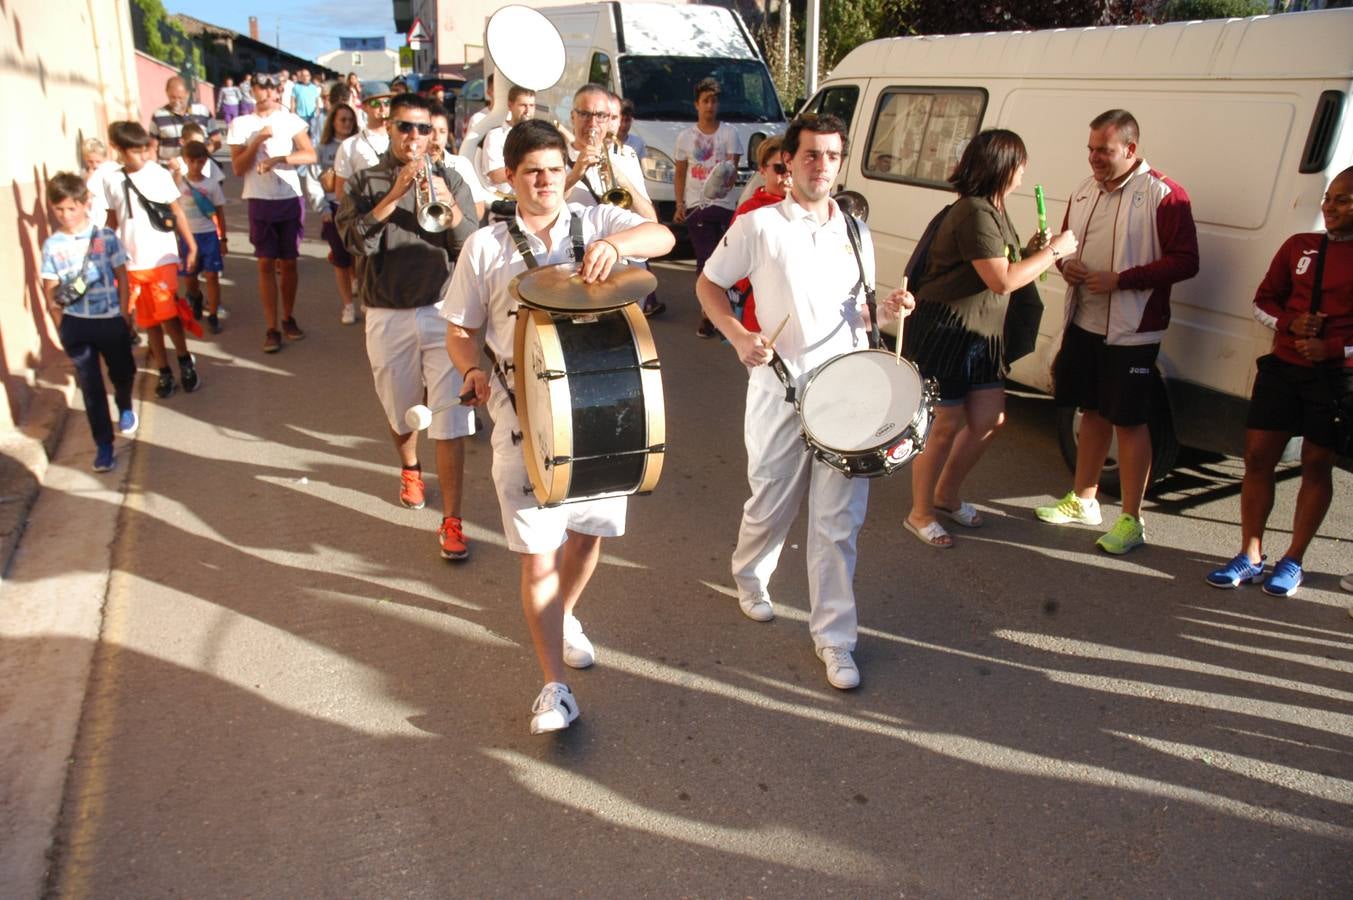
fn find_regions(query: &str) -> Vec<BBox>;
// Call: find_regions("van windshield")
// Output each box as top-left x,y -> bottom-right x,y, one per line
618,57 -> 784,123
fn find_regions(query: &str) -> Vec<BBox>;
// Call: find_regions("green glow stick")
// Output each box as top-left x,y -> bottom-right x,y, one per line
1035,185 -> 1048,280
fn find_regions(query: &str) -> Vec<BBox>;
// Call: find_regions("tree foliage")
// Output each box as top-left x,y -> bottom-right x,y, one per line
130,0 -> 201,72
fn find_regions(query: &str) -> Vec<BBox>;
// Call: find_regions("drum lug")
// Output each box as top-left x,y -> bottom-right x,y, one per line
545,455 -> 572,469
648,443 -> 666,454
640,359 -> 661,370
537,368 -> 567,381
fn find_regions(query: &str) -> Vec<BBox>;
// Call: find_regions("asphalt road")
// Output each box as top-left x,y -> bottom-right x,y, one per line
14,202 -> 1353,897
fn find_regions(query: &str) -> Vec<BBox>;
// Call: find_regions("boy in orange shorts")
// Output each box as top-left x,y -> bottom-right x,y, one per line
103,121 -> 202,397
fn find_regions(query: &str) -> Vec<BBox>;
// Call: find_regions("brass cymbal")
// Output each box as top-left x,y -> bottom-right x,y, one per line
510,261 -> 658,313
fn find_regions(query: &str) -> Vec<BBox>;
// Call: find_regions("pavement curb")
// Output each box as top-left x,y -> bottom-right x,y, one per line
0,363 -> 75,581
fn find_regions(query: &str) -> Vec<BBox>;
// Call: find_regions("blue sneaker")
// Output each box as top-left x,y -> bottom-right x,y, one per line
118,408 -> 138,437
92,444 -> 115,473
1262,556 -> 1303,597
1205,554 -> 1266,589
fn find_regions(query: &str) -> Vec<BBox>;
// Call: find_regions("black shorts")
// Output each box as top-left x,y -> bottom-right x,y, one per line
1052,324 -> 1160,427
1246,354 -> 1353,449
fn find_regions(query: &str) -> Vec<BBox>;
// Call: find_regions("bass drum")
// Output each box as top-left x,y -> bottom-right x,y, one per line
798,349 -> 934,477
513,303 -> 665,507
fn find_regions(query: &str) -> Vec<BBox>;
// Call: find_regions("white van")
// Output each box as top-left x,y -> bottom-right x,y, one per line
533,1 -> 788,222
802,9 -> 1353,486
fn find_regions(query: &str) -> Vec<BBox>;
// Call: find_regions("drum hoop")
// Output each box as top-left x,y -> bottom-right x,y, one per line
620,302 -> 666,495
513,308 -> 574,506
800,349 -> 924,453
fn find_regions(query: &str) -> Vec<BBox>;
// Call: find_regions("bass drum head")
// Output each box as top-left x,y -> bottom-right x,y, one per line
800,350 -> 924,453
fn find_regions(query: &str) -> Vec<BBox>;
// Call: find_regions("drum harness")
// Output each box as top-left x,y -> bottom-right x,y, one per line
484,213 -> 588,449
769,213 -> 878,407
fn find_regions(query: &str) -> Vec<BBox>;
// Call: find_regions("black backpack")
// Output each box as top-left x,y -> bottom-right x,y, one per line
904,202 -> 953,292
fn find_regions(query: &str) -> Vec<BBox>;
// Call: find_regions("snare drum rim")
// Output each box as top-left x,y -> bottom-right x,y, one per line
799,349 -> 926,454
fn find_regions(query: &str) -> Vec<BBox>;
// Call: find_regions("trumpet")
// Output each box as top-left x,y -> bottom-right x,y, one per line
415,156 -> 453,233
584,124 -> 631,209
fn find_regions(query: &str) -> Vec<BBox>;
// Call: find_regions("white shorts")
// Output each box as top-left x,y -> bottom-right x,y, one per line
365,304 -> 475,440
487,390 -> 626,554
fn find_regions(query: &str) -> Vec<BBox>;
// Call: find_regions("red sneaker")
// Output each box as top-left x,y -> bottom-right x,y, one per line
399,468 -> 426,509
438,516 -> 469,560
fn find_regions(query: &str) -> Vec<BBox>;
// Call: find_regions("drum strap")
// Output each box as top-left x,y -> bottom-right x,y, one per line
506,212 -> 586,269
843,214 -> 880,350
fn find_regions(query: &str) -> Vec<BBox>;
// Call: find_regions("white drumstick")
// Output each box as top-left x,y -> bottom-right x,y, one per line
894,276 -> 908,366
404,390 -> 476,431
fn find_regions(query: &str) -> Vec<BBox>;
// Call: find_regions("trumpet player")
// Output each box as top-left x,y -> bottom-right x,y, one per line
564,84 -> 656,222
336,92 -> 481,562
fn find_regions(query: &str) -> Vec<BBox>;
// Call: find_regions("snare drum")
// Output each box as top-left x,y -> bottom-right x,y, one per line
798,349 -> 934,477
513,303 -> 665,507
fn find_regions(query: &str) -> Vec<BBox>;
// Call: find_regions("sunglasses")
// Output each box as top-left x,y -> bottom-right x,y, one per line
393,120 -> 434,135
255,80 -> 279,90
366,98 -> 391,108
771,162 -> 789,175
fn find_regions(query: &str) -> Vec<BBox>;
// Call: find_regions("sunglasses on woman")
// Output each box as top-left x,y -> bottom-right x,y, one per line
771,162 -> 788,175
393,120 -> 434,135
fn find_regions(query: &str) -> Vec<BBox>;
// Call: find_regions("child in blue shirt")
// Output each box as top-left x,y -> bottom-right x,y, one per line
40,173 -> 138,472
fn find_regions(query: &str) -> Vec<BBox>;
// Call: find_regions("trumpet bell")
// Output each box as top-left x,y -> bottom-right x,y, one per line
602,187 -> 633,209
417,200 -> 452,232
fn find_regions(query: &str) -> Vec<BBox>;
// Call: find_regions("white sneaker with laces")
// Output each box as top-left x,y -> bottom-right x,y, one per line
818,645 -> 860,690
529,682 -> 579,734
738,591 -> 774,622
563,614 -> 595,669
340,304 -> 358,325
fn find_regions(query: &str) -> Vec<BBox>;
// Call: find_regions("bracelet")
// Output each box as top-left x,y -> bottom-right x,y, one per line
462,366 -> 482,380
600,239 -> 621,258
1048,245 -> 1061,259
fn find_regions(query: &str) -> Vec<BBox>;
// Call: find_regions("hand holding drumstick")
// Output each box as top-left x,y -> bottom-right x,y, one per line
730,314 -> 791,369
881,276 -> 916,363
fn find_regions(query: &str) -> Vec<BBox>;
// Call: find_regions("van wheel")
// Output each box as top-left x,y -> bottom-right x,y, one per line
1055,374 -> 1180,497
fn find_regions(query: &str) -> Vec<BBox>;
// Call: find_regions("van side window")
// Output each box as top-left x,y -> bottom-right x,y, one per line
589,52 -> 612,88
863,89 -> 987,187
806,86 -> 860,128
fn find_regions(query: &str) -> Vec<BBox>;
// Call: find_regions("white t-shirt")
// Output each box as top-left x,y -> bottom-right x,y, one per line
226,108 -> 308,200
102,163 -> 182,270
478,123 -> 513,195
703,196 -> 874,396
446,154 -> 490,206
333,128 -> 389,180
674,122 -> 744,210
86,159 -> 122,227
179,176 -> 227,235
565,142 -> 652,209
167,155 -> 225,188
441,203 -> 648,366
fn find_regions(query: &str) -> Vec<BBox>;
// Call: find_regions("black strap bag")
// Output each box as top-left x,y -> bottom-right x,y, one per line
124,174 -> 177,233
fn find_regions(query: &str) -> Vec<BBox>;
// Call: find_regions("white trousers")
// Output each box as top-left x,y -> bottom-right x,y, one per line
731,383 -> 869,651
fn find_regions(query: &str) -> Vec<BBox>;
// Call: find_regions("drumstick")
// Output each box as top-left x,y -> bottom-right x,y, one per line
766,313 -> 792,347
404,388 -> 477,431
894,276 -> 908,365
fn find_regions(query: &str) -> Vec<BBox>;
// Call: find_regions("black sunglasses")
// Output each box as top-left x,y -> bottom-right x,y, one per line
393,120 -> 434,135
771,162 -> 788,175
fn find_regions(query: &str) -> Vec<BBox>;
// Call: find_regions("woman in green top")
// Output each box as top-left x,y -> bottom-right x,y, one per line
902,129 -> 1077,548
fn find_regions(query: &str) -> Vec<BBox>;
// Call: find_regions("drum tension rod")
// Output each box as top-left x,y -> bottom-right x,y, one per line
640,359 -> 661,370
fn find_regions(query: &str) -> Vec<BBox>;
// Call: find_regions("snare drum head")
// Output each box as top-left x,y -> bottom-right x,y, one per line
800,350 -> 924,453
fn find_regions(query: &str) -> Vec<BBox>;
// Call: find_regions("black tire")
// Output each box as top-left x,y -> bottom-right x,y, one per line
1055,373 -> 1180,498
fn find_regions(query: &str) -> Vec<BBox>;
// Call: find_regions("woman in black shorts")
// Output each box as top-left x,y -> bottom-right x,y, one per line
902,129 -> 1077,547
1206,167 -> 1353,597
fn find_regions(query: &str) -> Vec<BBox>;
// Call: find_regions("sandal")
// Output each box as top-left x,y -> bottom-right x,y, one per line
936,501 -> 983,528
904,518 -> 953,549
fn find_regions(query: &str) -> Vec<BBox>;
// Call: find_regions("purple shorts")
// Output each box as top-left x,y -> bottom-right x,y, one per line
321,204 -> 353,268
247,197 -> 304,261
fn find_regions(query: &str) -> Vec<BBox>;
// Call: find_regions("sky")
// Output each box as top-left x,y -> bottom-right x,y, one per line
166,0 -> 405,64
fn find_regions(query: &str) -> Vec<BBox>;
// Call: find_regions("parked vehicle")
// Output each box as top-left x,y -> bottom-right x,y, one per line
801,9 -> 1353,488
531,1 -> 788,223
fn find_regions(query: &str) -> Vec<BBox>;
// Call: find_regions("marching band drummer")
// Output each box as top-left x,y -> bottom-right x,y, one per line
695,114 -> 915,692
442,120 -> 674,735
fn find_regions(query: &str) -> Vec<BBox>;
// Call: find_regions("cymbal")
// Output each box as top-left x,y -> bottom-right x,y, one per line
510,261 -> 658,313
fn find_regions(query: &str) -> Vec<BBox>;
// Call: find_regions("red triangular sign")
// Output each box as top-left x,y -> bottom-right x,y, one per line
407,18 -> 430,44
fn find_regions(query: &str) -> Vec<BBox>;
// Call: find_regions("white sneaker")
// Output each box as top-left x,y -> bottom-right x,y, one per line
340,304 -> 357,325
562,614 -> 595,669
817,646 -> 860,690
529,682 -> 579,734
738,591 -> 774,622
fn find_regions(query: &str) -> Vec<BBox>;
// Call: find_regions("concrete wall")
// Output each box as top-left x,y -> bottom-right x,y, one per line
0,0 -> 139,430
135,51 -> 215,121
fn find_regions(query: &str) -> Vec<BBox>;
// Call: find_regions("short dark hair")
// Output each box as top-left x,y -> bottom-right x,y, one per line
620,98 -> 636,118
504,119 -> 566,171
573,83 -> 608,104
108,120 -> 151,150
428,101 -> 450,121
1089,109 -> 1139,146
389,93 -> 433,118
183,140 -> 210,161
948,128 -> 1028,201
47,172 -> 89,205
782,113 -> 849,159
694,77 -> 720,101
508,85 -> 535,103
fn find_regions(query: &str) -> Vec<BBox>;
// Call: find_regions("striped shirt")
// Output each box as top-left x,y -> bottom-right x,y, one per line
149,102 -> 221,161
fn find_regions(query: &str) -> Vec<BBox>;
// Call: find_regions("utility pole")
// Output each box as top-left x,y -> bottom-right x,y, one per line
781,0 -> 790,80
804,0 -> 819,99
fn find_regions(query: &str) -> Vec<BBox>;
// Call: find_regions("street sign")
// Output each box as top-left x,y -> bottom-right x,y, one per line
399,46 -> 414,69
407,17 -> 431,50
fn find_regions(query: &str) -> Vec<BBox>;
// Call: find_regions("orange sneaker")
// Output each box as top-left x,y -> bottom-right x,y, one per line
438,516 -> 469,560
399,468 -> 426,509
